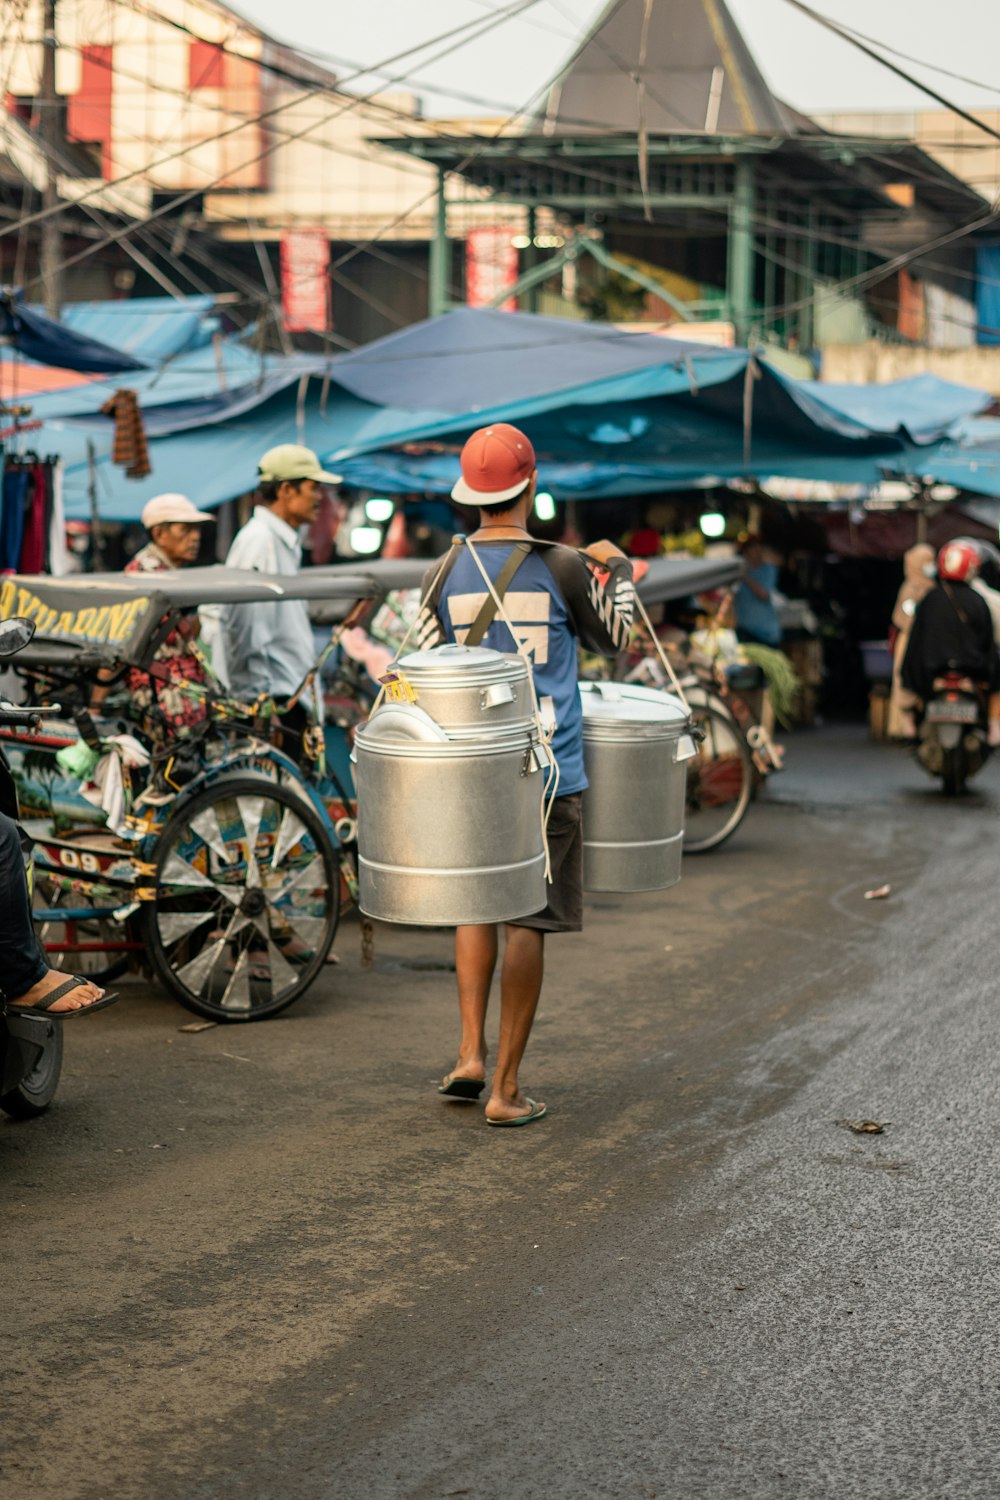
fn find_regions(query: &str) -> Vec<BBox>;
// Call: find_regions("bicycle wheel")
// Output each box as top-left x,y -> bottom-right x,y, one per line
683,703 -> 753,854
142,774 -> 339,1021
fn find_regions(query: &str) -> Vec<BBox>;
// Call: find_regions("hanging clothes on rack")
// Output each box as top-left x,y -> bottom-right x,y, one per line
19,459 -> 48,573
48,460 -> 71,576
0,454 -> 63,574
0,459 -> 30,572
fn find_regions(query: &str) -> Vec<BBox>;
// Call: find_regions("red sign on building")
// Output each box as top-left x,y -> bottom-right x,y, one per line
281,229 -> 331,334
465,228 -> 519,311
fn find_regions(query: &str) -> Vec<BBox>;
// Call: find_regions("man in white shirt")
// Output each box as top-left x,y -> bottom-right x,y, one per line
221,443 -> 340,761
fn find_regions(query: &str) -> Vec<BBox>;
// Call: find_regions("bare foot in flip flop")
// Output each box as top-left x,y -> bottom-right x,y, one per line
437,1046 -> 488,1099
484,1091 -> 547,1127
6,969 -> 117,1018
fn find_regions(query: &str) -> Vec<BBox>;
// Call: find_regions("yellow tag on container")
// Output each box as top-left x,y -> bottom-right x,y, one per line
379,670 -> 417,704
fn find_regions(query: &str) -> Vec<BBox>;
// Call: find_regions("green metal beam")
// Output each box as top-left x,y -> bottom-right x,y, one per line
429,169 -> 449,318
726,158 -> 755,346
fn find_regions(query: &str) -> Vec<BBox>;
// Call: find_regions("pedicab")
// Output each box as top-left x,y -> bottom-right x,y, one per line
0,566 -> 383,1022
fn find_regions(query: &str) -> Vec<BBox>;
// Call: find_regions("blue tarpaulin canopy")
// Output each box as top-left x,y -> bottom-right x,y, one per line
59,295 -> 221,364
320,310 -> 994,501
4,305 -> 997,520
1,289 -> 147,373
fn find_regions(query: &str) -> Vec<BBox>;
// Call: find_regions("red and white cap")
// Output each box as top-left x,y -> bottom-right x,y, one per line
451,423 -> 536,506
937,540 -> 979,582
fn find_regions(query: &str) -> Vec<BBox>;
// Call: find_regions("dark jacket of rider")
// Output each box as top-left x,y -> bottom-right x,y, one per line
901,581 -> 1000,702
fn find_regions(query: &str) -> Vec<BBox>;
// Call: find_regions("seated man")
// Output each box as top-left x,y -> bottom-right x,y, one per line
1,811 -> 116,1017
123,493 -> 214,742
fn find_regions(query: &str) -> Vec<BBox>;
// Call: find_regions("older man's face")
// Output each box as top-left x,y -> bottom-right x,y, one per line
153,522 -> 203,566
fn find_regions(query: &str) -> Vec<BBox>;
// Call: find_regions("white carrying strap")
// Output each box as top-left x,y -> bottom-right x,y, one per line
632,591 -> 691,712
461,536 -> 559,880
369,536 -> 558,880
368,545 -> 457,716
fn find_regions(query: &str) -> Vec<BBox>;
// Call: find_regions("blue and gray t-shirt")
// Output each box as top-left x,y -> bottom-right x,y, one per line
420,540 -> 634,796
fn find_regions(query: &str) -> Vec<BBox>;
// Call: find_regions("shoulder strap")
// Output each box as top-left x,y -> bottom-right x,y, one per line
464,541 -> 532,646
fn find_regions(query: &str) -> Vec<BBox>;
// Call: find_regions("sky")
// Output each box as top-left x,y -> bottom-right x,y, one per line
232,0 -> 1000,121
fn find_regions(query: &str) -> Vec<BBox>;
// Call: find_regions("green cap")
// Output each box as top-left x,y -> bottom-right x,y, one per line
257,444 -> 341,485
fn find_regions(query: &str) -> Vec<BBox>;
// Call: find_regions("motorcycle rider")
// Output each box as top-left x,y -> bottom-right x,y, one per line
901,540 -> 1000,746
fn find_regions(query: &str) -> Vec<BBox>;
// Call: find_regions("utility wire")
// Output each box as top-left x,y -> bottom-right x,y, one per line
15,1 -> 546,294
779,0 -> 1000,147
1,0 -> 543,246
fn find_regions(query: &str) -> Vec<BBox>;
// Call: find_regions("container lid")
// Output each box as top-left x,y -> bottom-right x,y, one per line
579,681 -> 689,731
399,644 -> 524,678
357,703 -> 449,744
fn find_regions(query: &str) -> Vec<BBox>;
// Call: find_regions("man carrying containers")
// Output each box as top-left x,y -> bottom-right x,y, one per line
419,423 -> 634,1127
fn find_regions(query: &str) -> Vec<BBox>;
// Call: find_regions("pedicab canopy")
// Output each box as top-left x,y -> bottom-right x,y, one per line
1,554 -> 738,669
0,566 -> 379,669
311,549 -> 741,605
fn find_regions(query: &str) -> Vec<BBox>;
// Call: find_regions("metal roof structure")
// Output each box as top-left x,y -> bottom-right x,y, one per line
537,0 -> 798,137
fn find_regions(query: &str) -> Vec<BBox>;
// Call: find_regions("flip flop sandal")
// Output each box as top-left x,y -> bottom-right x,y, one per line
485,1099 -> 547,1127
4,975 -> 120,1020
437,1075 -> 486,1100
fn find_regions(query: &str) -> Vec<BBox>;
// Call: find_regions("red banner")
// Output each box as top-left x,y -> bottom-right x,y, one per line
281,229 -> 331,334
465,228 -> 518,311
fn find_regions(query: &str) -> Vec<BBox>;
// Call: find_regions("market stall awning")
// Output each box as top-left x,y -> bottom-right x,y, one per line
60,296 -> 221,364
1,290 -> 147,374
319,310 -> 992,499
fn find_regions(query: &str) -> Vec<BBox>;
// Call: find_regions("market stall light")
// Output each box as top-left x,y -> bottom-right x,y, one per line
534,490 -> 556,522
350,525 -> 383,555
365,497 -> 395,523
699,512 -> 726,538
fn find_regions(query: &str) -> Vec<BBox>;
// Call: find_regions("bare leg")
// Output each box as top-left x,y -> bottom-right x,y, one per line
485,925 -> 545,1122
445,923 -> 498,1085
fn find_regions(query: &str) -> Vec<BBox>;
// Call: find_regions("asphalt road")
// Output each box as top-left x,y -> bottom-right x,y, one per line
4,728 -> 999,1500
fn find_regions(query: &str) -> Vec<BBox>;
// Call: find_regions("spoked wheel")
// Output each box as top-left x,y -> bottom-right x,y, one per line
142,775 -> 339,1021
683,703 -> 753,854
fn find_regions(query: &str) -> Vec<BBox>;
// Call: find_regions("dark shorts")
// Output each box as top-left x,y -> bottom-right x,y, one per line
509,791 -> 583,935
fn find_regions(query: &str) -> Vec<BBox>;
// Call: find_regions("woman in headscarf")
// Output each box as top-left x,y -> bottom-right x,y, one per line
887,542 -> 935,739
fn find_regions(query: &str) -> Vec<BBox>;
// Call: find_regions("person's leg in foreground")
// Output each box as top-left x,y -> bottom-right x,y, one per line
441,922 -> 545,1121
485,924 -> 545,1124
0,812 -> 108,1014
439,923 -> 499,1099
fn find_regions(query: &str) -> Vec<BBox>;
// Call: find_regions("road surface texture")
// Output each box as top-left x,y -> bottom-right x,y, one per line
4,728 -> 998,1499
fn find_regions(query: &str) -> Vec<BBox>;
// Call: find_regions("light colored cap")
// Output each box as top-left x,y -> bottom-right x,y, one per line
258,443 -> 341,485
141,493 -> 212,529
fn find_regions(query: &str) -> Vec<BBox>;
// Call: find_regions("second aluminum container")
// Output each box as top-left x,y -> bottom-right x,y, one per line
579,681 -> 695,893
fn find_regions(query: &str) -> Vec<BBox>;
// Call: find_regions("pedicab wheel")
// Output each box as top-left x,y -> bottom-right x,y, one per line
682,703 -> 753,854
142,774 -> 339,1022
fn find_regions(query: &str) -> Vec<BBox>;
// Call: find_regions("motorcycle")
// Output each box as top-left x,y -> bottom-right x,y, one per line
916,671 -> 990,797
0,616 -> 64,1118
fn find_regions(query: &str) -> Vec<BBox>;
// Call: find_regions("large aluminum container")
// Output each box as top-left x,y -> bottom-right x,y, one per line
393,645 -> 534,741
579,682 -> 695,893
354,649 -> 547,926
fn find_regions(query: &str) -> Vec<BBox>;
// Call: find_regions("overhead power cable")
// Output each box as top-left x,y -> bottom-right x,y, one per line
779,0 -> 1000,147
14,0 -> 546,291
1,0 -> 543,247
